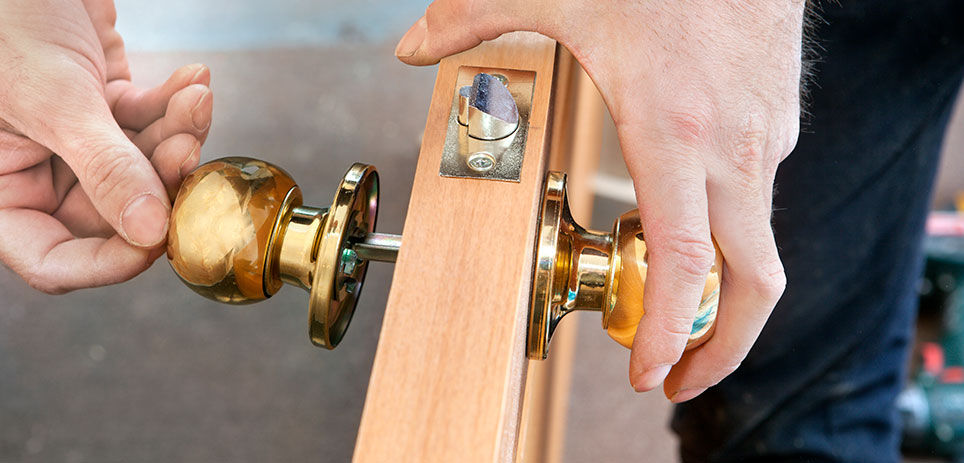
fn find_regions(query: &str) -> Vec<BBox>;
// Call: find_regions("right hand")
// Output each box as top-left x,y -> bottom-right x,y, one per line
395,0 -> 803,401
0,0 -> 213,293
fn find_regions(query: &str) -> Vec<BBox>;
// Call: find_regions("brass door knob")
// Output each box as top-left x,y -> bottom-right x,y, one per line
527,172 -> 721,359
167,157 -> 400,349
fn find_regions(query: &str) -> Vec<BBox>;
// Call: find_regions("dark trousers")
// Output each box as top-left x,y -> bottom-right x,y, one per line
673,2 -> 964,462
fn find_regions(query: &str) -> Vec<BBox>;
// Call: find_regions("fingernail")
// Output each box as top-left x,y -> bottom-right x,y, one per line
395,16 -> 426,58
121,194 -> 169,247
191,90 -> 211,132
190,64 -> 208,84
180,141 -> 201,177
632,364 -> 672,392
670,388 -> 707,403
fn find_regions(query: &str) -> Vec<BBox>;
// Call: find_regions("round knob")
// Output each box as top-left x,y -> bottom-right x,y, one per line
528,172 -> 720,359
603,210 -> 721,350
167,156 -> 382,349
167,157 -> 300,304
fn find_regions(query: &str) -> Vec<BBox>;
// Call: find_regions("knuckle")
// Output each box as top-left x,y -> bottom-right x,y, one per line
105,4 -> 119,26
427,0 -> 473,23
659,311 -> 699,339
738,255 -> 787,306
460,0 -> 483,21
726,124 -> 768,179
750,261 -> 787,304
719,111 -> 799,190
659,235 -> 716,281
424,1 -> 444,22
777,114 -> 801,162
82,144 -> 138,205
658,106 -> 715,146
425,0 -> 494,42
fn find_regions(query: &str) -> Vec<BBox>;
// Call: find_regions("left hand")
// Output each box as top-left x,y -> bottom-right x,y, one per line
0,0 -> 213,293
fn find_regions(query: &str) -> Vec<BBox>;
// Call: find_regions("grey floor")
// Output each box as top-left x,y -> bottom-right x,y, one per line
1,2 -> 962,462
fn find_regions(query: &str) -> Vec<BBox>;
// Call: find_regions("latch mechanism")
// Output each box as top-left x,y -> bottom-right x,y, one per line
439,67 -> 535,181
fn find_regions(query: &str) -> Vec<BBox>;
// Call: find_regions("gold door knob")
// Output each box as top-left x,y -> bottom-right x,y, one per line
167,157 -> 400,348
527,172 -> 721,359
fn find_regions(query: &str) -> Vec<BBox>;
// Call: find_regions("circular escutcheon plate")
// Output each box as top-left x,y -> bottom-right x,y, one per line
308,163 -> 379,349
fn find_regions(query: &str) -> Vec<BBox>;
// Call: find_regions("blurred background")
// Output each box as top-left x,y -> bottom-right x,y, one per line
0,1 -> 962,462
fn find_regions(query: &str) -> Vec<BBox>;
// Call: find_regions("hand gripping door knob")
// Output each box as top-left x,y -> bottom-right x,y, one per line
527,172 -> 721,359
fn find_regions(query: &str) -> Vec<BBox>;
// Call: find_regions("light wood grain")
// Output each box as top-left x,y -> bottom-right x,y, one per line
353,32 -> 559,463
517,50 -> 606,463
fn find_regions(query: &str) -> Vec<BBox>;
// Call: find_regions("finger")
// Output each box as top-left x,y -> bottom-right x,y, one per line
46,155 -> 113,237
0,149 -> 105,237
108,63 -> 210,131
131,84 -> 211,156
0,161 -> 57,211
395,0 -> 564,65
624,156 -> 715,393
82,0 -> 131,83
0,130 -> 52,173
24,92 -> 171,248
151,134 -> 201,201
0,156 -> 108,238
0,208 -> 156,294
663,171 -> 785,402
50,155 -> 78,203
53,183 -> 114,238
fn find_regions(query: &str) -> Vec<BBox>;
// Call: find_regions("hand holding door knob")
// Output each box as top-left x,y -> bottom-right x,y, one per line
527,172 -> 721,359
167,157 -> 718,356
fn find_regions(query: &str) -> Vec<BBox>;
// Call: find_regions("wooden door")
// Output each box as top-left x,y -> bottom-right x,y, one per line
353,33 -> 604,462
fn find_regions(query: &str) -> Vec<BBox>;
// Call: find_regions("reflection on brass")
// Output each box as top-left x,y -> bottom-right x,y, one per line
167,157 -> 401,349
439,67 -> 535,182
307,163 -> 379,348
528,172 -> 722,360
168,157 -> 298,303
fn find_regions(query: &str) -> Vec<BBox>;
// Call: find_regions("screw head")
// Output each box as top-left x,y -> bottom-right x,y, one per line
340,248 -> 359,274
467,152 -> 496,172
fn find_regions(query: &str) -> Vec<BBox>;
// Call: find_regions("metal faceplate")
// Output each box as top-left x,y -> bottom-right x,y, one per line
439,66 -> 535,182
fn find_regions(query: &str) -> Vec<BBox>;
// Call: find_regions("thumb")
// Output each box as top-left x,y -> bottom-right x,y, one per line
39,100 -> 170,248
395,0 -> 565,65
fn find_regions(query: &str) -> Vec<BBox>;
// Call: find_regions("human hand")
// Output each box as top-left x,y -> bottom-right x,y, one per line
395,0 -> 803,401
0,0 -> 212,293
